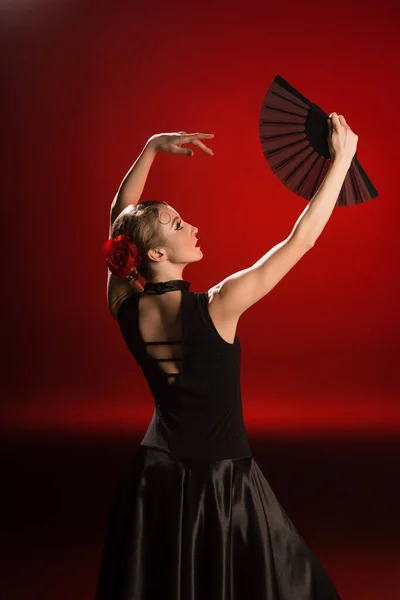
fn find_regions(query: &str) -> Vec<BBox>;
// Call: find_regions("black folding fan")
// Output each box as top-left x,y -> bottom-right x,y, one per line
259,74 -> 378,206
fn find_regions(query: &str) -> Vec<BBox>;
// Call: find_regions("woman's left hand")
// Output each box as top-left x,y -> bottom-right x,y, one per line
147,131 -> 214,157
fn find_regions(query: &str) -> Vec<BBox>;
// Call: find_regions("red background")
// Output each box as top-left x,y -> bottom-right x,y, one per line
2,1 -> 400,598
3,0 -> 398,435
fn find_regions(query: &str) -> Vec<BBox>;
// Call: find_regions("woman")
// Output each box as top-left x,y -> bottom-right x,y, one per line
96,114 -> 357,599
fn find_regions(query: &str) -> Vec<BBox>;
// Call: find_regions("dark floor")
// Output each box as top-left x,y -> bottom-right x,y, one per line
1,431 -> 399,599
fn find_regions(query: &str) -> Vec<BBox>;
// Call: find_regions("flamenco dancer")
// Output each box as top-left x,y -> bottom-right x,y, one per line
96,113 -> 356,599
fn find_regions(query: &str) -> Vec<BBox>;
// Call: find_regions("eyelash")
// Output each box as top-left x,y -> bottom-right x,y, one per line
176,220 -> 183,230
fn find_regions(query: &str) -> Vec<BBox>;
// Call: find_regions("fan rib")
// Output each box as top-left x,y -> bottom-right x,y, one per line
348,167 -> 361,204
296,154 -> 321,193
261,132 -> 306,142
309,159 -> 328,200
264,138 -> 308,158
271,89 -> 310,111
353,156 -> 379,198
264,104 -> 305,118
282,148 -> 314,182
274,145 -> 312,171
273,75 -> 315,109
261,120 -> 306,127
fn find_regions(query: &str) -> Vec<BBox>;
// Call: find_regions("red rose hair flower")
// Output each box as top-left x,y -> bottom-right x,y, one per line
102,234 -> 142,280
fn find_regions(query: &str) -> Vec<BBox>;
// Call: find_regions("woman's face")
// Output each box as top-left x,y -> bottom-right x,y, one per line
153,205 -> 202,265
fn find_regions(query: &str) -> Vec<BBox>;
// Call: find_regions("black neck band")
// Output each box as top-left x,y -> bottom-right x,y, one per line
143,279 -> 191,295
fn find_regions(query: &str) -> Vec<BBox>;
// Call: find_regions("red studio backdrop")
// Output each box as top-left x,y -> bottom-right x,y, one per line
2,1 -> 400,598
2,1 -> 399,435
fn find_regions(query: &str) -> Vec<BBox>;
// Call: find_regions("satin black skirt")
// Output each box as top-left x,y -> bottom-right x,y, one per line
95,444 -> 341,600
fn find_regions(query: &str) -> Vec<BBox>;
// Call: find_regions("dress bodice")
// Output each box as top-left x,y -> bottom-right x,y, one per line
117,279 -> 251,460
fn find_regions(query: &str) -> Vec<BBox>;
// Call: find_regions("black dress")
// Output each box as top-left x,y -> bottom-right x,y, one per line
95,279 -> 341,600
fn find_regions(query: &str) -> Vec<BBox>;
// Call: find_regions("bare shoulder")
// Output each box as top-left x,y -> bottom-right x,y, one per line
205,285 -> 239,344
206,234 -> 312,320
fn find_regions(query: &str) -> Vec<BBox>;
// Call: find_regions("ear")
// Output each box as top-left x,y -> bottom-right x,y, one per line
147,247 -> 166,262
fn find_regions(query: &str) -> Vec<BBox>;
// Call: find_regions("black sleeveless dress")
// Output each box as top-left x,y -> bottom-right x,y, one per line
95,279 -> 341,600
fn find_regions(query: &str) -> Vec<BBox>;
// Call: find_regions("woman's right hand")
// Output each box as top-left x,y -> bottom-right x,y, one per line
327,112 -> 358,164
147,132 -> 214,156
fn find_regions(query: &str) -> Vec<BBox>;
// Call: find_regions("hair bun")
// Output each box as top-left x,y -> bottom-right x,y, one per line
126,267 -> 140,282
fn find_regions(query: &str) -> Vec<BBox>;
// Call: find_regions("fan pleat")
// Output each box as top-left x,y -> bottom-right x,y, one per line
309,158 -> 328,199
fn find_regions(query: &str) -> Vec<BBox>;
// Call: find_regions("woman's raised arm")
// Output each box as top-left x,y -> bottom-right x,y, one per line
109,140 -> 158,238
207,113 -> 358,320
108,132 -> 214,237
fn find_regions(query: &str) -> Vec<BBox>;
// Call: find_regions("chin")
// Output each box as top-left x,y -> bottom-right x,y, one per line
192,248 -> 203,261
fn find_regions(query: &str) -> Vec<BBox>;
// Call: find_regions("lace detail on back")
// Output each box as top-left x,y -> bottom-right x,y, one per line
138,291 -> 184,386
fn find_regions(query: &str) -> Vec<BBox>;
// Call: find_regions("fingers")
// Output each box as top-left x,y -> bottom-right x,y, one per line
172,145 -> 194,156
189,133 -> 214,138
329,112 -> 340,129
175,131 -> 215,156
328,112 -> 348,128
190,139 -> 214,155
180,132 -> 214,142
173,142 -> 214,156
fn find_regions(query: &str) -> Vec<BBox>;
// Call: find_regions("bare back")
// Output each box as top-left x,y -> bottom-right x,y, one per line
137,288 -> 238,386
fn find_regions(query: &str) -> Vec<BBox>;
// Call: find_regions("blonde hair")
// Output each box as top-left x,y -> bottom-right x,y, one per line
111,200 -> 169,281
